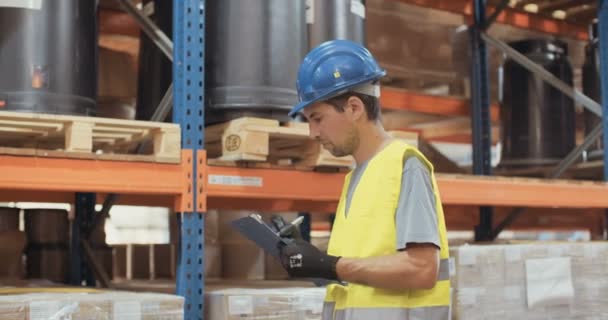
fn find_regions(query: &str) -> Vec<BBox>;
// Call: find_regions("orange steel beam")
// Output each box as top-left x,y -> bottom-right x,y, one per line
4,150 -> 605,212
7,169 -> 607,210
0,150 -> 192,212
380,88 -> 500,122
204,166 -> 608,210
426,133 -> 481,144
396,0 -> 588,40
437,174 -> 608,208
444,205 -> 605,236
0,191 -> 175,208
204,165 -> 345,212
424,126 -> 502,144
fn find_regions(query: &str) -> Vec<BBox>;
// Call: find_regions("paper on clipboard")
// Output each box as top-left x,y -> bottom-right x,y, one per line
230,214 -> 290,258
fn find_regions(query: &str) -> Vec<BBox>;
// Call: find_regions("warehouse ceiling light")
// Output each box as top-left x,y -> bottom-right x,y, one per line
524,3 -> 539,12
552,10 -> 567,19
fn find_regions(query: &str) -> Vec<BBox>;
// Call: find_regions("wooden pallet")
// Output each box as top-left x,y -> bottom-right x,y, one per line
205,117 -> 419,170
205,117 -> 351,170
0,111 -> 181,163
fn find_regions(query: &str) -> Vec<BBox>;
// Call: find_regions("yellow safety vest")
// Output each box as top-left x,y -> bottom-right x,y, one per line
323,140 -> 451,320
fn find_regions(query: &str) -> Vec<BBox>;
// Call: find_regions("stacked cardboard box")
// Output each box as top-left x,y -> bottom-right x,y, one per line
204,210 -> 222,279
0,230 -> 26,279
205,287 -> 325,320
0,289 -> 183,319
0,208 -> 26,280
450,242 -> 608,319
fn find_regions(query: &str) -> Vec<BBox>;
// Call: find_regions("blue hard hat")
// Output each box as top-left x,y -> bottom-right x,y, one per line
289,40 -> 386,117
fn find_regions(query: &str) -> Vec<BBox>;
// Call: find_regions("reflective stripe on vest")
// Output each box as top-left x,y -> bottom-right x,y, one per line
331,305 -> 450,320
325,140 -> 451,316
438,258 -> 450,281
322,302 -> 336,320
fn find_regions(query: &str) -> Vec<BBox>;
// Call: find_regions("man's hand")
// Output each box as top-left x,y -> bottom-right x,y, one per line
278,239 -> 341,280
270,215 -> 302,240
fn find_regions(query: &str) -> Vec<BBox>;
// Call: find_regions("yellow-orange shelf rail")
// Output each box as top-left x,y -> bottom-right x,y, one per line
204,165 -> 345,212
380,88 -> 500,122
1,150 -> 606,211
0,150 -> 193,211
396,0 -> 588,40
203,166 -> 608,211
437,174 -> 608,208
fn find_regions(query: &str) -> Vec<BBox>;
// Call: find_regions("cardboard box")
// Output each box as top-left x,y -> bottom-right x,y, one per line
0,289 -> 183,319
205,243 -> 222,279
0,230 -> 26,279
131,244 -> 152,280
205,287 -> 325,320
450,242 -> 608,320
221,243 -> 264,280
153,244 -> 175,279
264,254 -> 288,280
205,210 -> 220,245
113,245 -> 127,279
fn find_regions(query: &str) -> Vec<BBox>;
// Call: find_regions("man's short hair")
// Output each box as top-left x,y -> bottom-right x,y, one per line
325,91 -> 381,121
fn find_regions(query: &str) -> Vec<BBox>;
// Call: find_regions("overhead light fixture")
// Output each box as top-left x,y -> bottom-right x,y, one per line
523,3 -> 538,13
552,10 -> 566,19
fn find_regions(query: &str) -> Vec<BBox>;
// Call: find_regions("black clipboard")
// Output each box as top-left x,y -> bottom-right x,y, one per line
230,214 -> 290,258
231,214 -> 343,287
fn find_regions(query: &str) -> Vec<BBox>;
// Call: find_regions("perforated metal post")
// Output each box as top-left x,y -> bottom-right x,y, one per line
70,192 -> 96,286
599,0 -> 608,239
173,1 -> 205,319
599,0 -> 608,180
470,0 -> 493,241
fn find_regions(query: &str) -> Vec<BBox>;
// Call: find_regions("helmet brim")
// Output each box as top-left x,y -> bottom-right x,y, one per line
288,71 -> 386,118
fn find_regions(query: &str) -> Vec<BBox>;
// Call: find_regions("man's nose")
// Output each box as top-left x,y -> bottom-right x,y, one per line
308,122 -> 320,140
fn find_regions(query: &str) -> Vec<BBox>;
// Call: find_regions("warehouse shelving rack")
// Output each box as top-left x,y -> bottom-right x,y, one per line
150,1 -> 608,316
456,0 -> 608,241
382,0 -> 608,241
397,0 -> 590,40
0,1 -> 607,319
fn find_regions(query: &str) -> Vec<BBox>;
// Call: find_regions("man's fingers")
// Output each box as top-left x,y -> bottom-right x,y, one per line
291,226 -> 303,240
270,215 -> 287,232
278,241 -> 299,259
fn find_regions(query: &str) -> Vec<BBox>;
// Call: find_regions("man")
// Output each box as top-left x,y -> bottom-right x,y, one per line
277,40 -> 451,319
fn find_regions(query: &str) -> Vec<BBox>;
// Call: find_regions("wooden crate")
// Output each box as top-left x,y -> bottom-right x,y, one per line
0,111 -> 180,163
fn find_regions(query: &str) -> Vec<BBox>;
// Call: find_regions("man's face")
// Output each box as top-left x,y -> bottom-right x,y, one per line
301,101 -> 359,157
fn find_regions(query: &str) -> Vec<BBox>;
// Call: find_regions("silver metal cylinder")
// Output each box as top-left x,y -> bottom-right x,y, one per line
205,0 -> 307,124
308,0 -> 366,48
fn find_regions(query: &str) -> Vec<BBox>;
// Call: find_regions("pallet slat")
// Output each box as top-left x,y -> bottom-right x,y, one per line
0,111 -> 181,163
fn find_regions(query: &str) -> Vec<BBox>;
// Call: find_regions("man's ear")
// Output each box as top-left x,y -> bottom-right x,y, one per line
347,96 -> 366,121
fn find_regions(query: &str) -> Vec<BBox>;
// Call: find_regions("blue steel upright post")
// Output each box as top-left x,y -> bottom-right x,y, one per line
599,0 -> 608,237
470,0 -> 493,241
173,1 -> 205,319
70,192 -> 97,286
